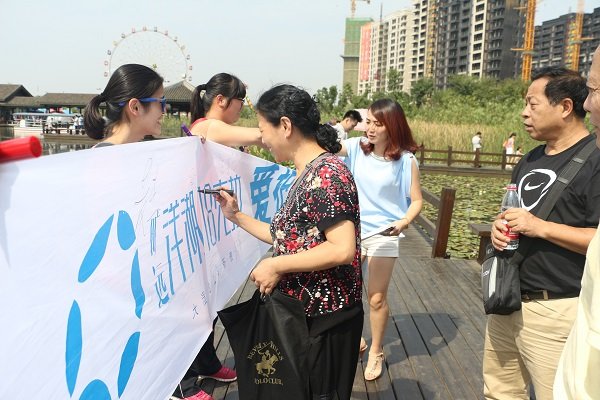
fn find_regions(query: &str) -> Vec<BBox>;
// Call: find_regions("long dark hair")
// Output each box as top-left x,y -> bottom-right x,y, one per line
256,84 -> 341,154
360,98 -> 416,160
190,73 -> 246,123
84,64 -> 163,140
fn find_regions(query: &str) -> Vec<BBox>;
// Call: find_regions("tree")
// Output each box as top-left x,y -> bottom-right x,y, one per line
335,83 -> 354,115
351,93 -> 371,109
410,78 -> 434,107
447,75 -> 479,97
314,86 -> 338,115
371,90 -> 389,102
387,68 -> 401,92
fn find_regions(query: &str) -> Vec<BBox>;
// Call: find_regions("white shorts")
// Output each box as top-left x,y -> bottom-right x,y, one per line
361,234 -> 400,257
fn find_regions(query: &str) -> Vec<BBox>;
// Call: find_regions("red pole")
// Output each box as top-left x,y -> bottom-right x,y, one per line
0,136 -> 42,163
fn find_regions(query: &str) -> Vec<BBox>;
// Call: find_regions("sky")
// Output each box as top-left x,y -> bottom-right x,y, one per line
0,0 -> 597,99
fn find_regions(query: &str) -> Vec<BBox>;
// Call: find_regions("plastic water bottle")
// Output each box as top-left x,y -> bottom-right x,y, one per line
501,183 -> 520,250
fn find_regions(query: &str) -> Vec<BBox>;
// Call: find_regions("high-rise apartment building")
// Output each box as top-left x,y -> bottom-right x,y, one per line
411,0 -> 437,82
532,7 -> 600,78
354,0 -> 524,94
434,0 -> 522,87
357,10 -> 415,95
342,18 -> 373,93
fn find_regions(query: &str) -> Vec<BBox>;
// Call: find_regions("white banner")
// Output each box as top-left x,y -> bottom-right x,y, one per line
0,137 -> 294,400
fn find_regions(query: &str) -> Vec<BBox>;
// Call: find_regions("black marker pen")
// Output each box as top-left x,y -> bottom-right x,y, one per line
198,188 -> 234,196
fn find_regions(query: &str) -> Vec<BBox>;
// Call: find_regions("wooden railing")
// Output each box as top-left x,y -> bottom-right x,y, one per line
469,223 -> 492,264
416,145 -> 522,170
414,187 -> 456,258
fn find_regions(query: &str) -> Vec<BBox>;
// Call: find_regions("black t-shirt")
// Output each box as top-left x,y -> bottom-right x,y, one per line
512,135 -> 600,296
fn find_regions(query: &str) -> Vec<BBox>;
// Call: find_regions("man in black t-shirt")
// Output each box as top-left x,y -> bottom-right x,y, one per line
484,67 -> 600,400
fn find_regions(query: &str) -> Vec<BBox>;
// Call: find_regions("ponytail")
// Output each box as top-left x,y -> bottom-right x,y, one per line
84,95 -> 106,140
316,124 -> 341,154
190,74 -> 246,123
190,85 -> 208,123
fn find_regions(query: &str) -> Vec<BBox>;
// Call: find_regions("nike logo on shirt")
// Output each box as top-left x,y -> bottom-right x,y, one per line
524,182 -> 544,190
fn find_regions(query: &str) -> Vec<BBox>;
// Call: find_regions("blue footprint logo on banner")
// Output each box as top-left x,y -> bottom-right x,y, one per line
65,211 -> 145,399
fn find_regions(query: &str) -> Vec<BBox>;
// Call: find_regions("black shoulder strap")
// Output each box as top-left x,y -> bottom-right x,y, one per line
511,138 -> 597,265
535,138 -> 597,220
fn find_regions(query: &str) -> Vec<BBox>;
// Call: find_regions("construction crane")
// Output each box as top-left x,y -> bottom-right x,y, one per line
564,0 -> 592,71
350,0 -> 371,18
509,0 -> 537,81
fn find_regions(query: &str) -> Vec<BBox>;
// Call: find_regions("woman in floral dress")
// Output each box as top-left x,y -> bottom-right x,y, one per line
215,84 -> 363,399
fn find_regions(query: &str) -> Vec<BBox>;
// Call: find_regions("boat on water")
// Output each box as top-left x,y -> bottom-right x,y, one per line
11,112 -> 85,138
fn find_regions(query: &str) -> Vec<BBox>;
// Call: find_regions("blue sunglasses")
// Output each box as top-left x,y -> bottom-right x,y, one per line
118,96 -> 167,112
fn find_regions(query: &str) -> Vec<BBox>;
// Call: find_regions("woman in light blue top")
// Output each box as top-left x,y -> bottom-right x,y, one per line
339,98 -> 423,381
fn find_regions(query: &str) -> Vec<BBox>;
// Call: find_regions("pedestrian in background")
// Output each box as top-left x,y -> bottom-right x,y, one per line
472,131 -> 482,167
472,131 -> 482,152
333,109 -> 363,142
503,132 -> 517,168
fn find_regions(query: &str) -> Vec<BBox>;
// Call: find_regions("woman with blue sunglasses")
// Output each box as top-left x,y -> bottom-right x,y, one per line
84,64 -> 165,145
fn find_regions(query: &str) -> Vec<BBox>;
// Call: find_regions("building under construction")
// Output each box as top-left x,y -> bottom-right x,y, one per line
532,6 -> 600,78
341,17 -> 373,94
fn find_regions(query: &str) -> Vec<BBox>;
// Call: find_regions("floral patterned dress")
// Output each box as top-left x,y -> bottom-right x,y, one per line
270,153 -> 362,317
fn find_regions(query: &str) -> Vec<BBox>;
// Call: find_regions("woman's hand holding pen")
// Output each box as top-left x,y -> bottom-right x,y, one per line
213,189 -> 241,223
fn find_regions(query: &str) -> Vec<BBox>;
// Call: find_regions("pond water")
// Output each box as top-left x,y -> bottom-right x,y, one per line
420,174 -> 510,259
0,126 -> 94,155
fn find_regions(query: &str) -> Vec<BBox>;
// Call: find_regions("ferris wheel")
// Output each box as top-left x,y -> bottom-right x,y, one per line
104,26 -> 193,84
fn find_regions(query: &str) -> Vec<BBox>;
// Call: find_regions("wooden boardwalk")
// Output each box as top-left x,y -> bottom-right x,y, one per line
201,225 -> 486,400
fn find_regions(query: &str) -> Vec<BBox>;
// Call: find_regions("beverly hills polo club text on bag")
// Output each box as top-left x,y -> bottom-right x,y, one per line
218,289 -> 310,400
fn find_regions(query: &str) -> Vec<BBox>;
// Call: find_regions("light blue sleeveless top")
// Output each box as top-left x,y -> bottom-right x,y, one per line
344,137 -> 416,236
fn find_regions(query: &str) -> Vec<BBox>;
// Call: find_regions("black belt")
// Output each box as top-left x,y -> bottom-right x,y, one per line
520,290 -> 577,301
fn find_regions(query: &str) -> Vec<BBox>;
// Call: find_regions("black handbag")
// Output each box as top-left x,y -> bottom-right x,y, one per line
481,139 -> 597,315
217,289 -> 310,400
481,246 -> 523,315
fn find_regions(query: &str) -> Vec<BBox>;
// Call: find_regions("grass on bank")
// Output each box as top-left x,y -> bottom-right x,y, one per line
162,113 -> 539,153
